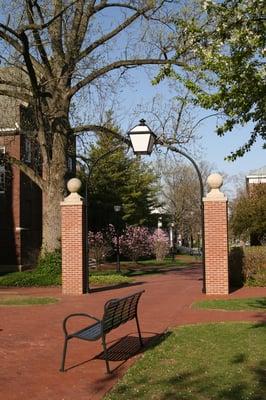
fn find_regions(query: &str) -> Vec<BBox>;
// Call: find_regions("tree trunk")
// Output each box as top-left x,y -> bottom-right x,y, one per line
42,178 -> 65,253
40,107 -> 70,254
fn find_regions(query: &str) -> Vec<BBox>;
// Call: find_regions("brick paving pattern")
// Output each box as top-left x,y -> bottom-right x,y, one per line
1,265 -> 265,400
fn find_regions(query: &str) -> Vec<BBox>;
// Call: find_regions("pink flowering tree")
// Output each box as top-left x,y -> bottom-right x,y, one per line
88,231 -> 112,268
105,224 -> 118,251
151,229 -> 170,262
120,226 -> 152,263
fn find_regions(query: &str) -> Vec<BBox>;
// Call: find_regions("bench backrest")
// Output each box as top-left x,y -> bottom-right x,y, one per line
102,290 -> 145,334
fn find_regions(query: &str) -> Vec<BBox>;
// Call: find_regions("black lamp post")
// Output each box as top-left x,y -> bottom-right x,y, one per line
114,205 -> 121,273
128,119 -> 206,292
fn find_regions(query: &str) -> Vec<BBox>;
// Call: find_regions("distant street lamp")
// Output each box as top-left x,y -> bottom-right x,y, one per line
169,222 -> 175,261
128,119 -> 206,292
114,205 -> 121,273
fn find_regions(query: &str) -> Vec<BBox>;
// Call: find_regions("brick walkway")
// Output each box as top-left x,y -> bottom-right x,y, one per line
1,265 -> 265,400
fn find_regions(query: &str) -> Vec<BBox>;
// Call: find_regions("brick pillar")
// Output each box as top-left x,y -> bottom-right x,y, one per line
61,178 -> 86,295
203,174 -> 229,295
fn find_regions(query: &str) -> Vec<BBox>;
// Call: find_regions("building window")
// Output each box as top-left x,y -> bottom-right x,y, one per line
68,156 -> 73,172
24,137 -> 32,163
0,146 -> 5,193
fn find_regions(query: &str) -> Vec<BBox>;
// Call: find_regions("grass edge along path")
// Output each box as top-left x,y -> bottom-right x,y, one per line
192,297 -> 266,312
105,322 -> 266,400
0,296 -> 59,306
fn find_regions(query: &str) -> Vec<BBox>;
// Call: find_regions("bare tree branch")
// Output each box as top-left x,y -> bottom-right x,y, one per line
0,88 -> 32,103
25,0 -> 53,77
72,123 -> 130,145
77,6 -> 150,62
18,0 -> 77,32
0,27 -> 44,75
5,153 -> 45,190
70,58 -> 184,97
48,0 -> 65,65
18,30 -> 39,97
0,78 -> 31,93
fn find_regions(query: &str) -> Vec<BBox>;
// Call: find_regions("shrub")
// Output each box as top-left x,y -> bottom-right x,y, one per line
0,250 -> 62,287
150,229 -> 169,262
243,246 -> 266,286
0,271 -> 61,287
88,231 -> 112,268
229,246 -> 266,287
120,226 -> 152,262
36,250 -> 62,275
89,274 -> 133,286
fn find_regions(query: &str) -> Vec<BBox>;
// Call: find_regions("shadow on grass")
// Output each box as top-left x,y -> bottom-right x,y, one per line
251,314 -> 266,328
64,331 -> 170,373
105,323 -> 266,400
108,357 -> 266,400
94,331 -> 171,374
254,298 -> 266,309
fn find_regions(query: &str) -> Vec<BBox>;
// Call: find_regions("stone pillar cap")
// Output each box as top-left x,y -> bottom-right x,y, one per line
207,173 -> 223,189
61,178 -> 83,205
204,173 -> 227,201
67,178 -> 82,193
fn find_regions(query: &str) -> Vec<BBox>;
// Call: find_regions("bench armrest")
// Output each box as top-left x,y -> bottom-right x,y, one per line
62,313 -> 101,337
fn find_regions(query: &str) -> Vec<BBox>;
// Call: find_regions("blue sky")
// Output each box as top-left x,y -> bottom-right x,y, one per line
198,121 -> 265,177
118,67 -> 265,183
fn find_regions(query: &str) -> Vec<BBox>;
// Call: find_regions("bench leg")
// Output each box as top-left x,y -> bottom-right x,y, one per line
135,315 -> 143,347
102,334 -> 111,374
59,338 -> 68,372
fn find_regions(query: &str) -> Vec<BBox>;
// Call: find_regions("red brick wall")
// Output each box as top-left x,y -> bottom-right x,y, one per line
0,134 -> 42,269
0,135 -> 21,266
61,201 -> 85,295
204,200 -> 229,295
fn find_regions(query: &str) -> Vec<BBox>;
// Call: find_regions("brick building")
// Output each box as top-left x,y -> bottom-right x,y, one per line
0,95 -> 42,272
246,166 -> 266,189
245,166 -> 266,245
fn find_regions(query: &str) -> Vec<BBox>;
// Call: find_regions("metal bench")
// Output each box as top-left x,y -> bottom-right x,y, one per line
60,290 -> 145,373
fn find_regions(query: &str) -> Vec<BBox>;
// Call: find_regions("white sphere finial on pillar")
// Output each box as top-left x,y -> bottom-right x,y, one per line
62,177 -> 83,204
67,178 -> 82,193
207,173 -> 223,190
205,173 -> 226,200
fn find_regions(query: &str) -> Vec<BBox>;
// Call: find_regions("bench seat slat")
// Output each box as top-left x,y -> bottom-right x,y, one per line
72,321 -> 102,341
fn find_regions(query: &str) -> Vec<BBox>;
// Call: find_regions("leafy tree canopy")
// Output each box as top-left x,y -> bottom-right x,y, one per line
154,0 -> 266,159
230,184 -> 266,245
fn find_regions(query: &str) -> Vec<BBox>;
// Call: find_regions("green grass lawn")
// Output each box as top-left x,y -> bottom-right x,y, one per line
89,274 -> 134,286
0,296 -> 59,305
0,270 -> 133,287
193,297 -> 266,311
0,256 -> 196,287
105,322 -> 266,400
